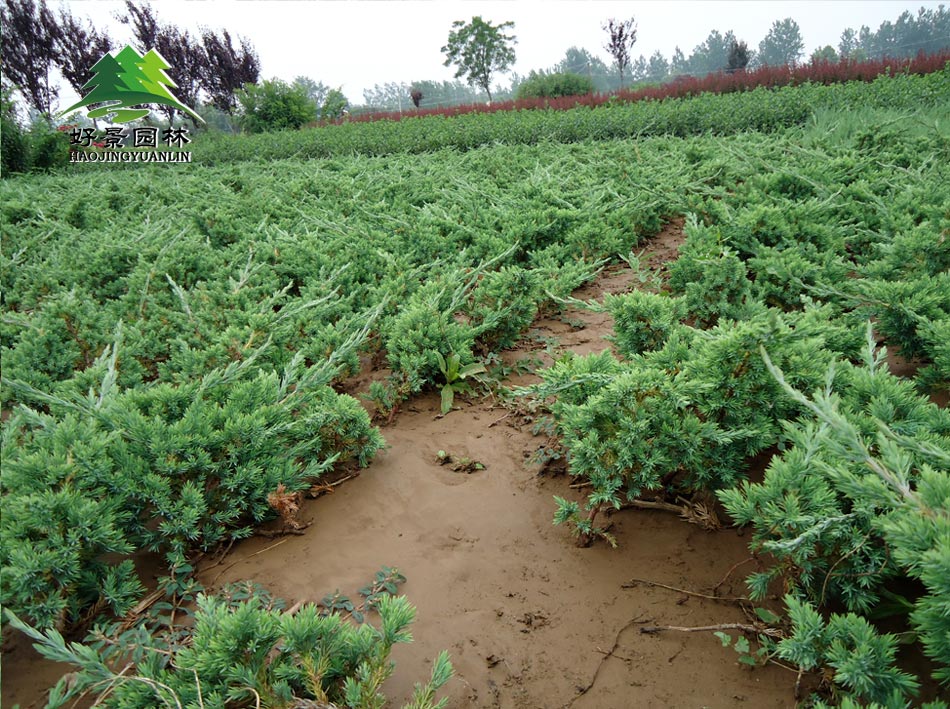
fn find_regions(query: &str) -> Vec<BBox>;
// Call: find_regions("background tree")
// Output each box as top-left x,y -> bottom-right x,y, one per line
0,0 -> 62,117
630,55 -> 649,83
602,16 -> 637,88
669,46 -> 687,76
838,27 -> 861,59
557,46 -> 611,92
200,29 -> 260,113
362,81 -> 410,112
410,87 -> 423,108
645,50 -> 669,83
838,6 -> 950,61
55,8 -> 113,100
236,78 -> 314,133
320,88 -> 348,120
441,16 -> 516,103
685,29 -> 735,75
726,40 -> 751,73
292,76 -> 329,114
810,45 -> 839,63
119,2 -> 204,122
757,18 -> 805,67
400,79 -> 485,108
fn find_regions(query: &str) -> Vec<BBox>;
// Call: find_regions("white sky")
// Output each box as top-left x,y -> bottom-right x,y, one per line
57,0 -> 945,105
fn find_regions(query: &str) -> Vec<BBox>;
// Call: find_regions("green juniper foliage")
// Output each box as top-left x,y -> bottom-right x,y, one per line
3,66 -> 950,704
2,334 -> 384,629
6,581 -> 453,709
724,342 -> 950,701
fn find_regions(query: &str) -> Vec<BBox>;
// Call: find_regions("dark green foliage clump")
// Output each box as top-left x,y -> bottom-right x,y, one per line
236,78 -> 317,133
604,291 -> 687,356
515,72 -> 594,100
7,580 -> 454,708
2,345 -> 384,629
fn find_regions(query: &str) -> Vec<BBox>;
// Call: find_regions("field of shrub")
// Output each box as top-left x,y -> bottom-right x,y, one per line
2,65 -> 948,706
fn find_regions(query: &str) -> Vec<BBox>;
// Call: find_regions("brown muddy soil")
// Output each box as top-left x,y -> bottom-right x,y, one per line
4,221 -> 799,708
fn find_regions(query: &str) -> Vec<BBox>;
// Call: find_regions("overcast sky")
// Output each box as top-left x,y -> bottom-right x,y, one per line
59,0 -> 945,105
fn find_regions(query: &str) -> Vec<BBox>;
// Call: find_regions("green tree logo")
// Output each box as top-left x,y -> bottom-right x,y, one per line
61,45 -> 203,123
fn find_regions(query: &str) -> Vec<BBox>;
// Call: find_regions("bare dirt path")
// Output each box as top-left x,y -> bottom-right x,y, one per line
3,222 -> 797,708
204,221 -> 795,708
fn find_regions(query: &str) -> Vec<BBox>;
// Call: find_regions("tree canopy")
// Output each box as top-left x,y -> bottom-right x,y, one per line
0,0 -> 62,116
602,17 -> 637,88
442,16 -> 516,103
757,18 -> 805,67
726,40 -> 752,73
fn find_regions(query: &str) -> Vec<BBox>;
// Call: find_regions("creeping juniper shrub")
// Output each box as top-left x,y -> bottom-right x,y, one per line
604,291 -> 688,357
2,351 -> 383,628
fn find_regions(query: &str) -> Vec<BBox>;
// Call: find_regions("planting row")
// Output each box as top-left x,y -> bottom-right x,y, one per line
162,65 -> 946,165
521,105 -> 949,704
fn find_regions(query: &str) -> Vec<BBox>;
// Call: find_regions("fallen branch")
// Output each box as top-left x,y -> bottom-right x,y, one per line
487,411 -> 511,428
622,577 -> 746,602
617,498 -> 721,530
713,556 -> 755,594
621,499 -> 683,514
254,522 -> 311,538
309,474 -> 356,497
639,622 -> 783,638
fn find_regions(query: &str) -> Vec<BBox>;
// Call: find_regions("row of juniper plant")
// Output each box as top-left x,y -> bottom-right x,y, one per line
6,568 -> 454,708
518,100 -> 949,704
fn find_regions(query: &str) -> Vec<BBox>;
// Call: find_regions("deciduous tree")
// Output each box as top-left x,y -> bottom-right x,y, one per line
757,18 -> 805,67
726,40 -> 751,73
0,0 -> 62,116
810,45 -> 839,64
441,16 -> 516,103
55,8 -> 113,100
602,16 -> 637,88
200,28 -> 260,113
118,2 -> 204,122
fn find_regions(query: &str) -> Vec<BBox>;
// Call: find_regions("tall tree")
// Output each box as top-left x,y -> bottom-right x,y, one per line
602,16 -> 637,88
726,40 -> 751,73
200,28 -> 260,113
670,46 -> 687,76
119,2 -> 204,121
838,28 -> 861,59
688,29 -> 734,74
557,47 -> 610,92
154,26 -> 203,115
293,76 -> 329,114
55,8 -> 113,100
0,0 -> 62,116
757,18 -> 805,67
810,45 -> 839,63
645,50 -> 669,83
441,16 -> 516,103
118,0 -> 159,52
